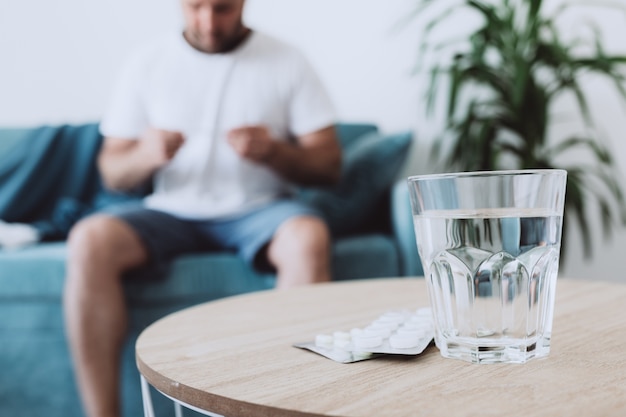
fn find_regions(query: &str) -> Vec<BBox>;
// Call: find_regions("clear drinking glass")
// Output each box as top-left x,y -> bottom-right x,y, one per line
407,170 -> 567,364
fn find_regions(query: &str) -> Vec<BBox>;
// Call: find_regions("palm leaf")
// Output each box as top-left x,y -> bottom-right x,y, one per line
545,136 -> 611,163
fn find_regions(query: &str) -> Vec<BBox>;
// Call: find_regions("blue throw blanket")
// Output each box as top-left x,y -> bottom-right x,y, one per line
0,123 -> 141,240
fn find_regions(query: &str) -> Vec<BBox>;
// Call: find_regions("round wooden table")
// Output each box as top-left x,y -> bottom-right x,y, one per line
136,278 -> 626,417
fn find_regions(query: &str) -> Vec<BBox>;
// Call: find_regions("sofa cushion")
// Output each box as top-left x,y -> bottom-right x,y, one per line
0,234 -> 400,300
0,243 -> 67,298
0,128 -> 25,155
335,123 -> 378,148
0,124 -> 141,241
0,124 -> 102,225
299,130 -> 413,236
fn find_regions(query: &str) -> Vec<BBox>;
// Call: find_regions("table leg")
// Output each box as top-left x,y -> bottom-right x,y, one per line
140,374 -> 156,417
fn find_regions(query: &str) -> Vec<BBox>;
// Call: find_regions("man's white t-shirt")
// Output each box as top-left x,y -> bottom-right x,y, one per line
100,31 -> 336,220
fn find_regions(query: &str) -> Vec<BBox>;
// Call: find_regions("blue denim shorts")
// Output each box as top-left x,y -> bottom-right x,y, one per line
104,199 -> 322,274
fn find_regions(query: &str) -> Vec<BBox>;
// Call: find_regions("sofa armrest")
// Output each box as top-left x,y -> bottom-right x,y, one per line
390,180 -> 424,277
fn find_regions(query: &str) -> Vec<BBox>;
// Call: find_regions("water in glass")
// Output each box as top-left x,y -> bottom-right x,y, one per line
414,207 -> 562,363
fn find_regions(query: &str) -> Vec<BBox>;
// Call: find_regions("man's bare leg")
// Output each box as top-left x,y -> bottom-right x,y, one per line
63,215 -> 148,417
267,216 -> 332,289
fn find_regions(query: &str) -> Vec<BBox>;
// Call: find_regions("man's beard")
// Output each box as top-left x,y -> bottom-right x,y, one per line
186,24 -> 249,54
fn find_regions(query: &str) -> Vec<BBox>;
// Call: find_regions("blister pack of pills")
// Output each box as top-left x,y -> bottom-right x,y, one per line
294,308 -> 434,363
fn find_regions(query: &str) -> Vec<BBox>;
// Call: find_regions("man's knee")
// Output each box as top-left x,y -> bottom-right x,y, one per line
269,216 -> 331,263
67,215 -> 147,273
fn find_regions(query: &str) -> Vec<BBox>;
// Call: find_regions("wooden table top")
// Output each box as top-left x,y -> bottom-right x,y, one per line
136,278 -> 626,417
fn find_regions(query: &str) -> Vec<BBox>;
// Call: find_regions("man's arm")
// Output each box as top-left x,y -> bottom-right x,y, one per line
98,129 -> 185,192
227,125 -> 341,186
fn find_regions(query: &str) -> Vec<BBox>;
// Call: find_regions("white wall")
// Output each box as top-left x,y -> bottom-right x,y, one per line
1,0 -> 625,281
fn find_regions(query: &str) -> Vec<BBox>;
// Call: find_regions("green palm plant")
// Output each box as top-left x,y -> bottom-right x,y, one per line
410,0 -> 626,257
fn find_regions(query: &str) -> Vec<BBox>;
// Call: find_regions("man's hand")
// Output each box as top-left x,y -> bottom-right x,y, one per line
226,125 -> 340,186
98,128 -> 185,192
227,126 -> 275,163
139,128 -> 185,169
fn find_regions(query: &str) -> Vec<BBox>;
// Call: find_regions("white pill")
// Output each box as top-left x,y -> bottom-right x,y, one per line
363,326 -> 392,339
315,334 -> 333,348
389,334 -> 420,349
350,328 -> 364,338
353,334 -> 383,348
396,327 -> 426,338
333,338 -> 351,349
333,331 -> 351,341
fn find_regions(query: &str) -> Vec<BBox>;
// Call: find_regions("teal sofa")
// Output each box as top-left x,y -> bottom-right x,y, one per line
0,123 -> 423,417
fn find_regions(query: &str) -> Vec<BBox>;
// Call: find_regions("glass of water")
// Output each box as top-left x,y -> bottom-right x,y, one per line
407,170 -> 567,364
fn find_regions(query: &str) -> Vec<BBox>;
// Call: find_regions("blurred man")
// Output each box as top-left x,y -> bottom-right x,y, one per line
63,0 -> 340,416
